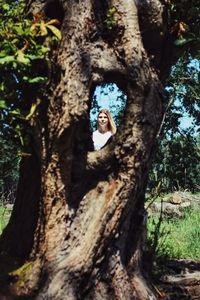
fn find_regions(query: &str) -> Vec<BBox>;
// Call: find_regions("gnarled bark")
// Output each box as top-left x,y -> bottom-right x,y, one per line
0,0 -> 175,299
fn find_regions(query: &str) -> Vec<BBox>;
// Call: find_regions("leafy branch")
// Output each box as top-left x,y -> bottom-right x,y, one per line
0,0 -> 61,146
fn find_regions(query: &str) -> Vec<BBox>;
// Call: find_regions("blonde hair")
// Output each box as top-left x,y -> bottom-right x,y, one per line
97,109 -> 117,134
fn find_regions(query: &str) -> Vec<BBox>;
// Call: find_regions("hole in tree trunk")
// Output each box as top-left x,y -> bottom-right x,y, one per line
90,83 -> 127,151
69,83 -> 127,207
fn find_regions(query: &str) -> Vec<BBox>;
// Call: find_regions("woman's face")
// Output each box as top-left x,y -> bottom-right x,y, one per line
98,112 -> 109,129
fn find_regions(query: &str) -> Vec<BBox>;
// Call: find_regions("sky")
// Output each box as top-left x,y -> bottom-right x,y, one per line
90,83 -> 127,127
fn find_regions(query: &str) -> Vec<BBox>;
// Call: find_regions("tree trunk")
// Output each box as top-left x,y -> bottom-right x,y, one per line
0,0 -> 174,299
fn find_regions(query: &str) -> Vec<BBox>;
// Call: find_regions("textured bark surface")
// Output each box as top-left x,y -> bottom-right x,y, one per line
0,0 -> 176,299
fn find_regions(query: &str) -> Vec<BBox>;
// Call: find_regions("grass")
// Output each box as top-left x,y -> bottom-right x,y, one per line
194,191 -> 200,197
147,205 -> 200,260
0,204 -> 12,235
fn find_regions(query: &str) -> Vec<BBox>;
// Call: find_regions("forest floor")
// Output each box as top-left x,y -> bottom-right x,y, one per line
0,192 -> 200,299
146,191 -> 200,299
154,258 -> 200,299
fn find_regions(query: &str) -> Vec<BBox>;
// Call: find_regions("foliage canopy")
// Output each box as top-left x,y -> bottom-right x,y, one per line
0,0 -> 60,145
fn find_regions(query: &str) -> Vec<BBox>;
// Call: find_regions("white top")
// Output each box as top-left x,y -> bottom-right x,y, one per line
92,130 -> 112,150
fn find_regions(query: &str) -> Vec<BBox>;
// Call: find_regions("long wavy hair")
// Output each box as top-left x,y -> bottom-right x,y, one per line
97,109 -> 117,134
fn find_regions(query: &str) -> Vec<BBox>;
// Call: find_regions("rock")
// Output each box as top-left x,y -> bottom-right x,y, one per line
159,259 -> 200,300
161,271 -> 200,286
146,192 -> 200,219
172,192 -> 200,205
171,192 -> 182,204
180,201 -> 191,209
148,201 -> 183,218
5,204 -> 13,210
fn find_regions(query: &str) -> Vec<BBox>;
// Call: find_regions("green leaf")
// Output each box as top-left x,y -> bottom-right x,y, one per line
25,53 -> 45,60
0,100 -> 8,109
0,56 -> 15,64
11,38 -> 19,45
40,46 -> 49,54
9,110 -> 22,116
2,4 -> 10,11
22,76 -> 48,83
16,51 -> 30,64
174,38 -> 194,46
13,25 -> 24,35
107,7 -> 117,16
15,124 -> 24,146
40,21 -> 48,36
0,83 -> 5,92
0,51 -> 7,58
9,110 -> 26,120
25,100 -> 40,120
46,25 -> 61,40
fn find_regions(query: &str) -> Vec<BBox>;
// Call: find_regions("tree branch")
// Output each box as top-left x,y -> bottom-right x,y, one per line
86,143 -> 116,171
136,0 -> 164,31
136,0 -> 171,76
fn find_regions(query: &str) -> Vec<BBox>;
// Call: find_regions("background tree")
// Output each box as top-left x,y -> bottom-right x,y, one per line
0,0 -> 200,299
0,135 -> 19,200
149,133 -> 200,192
149,57 -> 200,192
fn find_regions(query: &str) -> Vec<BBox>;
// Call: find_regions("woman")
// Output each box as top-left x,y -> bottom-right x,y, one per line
92,109 -> 116,151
